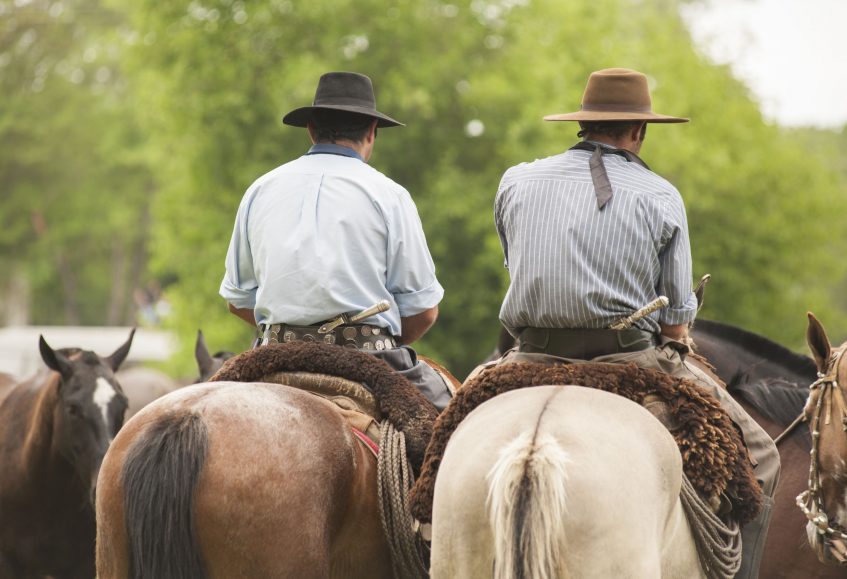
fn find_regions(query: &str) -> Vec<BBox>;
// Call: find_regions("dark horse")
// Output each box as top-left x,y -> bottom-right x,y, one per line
0,331 -> 133,579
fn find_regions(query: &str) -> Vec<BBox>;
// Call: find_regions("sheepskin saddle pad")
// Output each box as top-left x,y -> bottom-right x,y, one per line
209,342 -> 438,473
409,361 -> 763,527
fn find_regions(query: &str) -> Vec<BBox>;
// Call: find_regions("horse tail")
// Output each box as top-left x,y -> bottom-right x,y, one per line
121,411 -> 209,579
487,430 -> 571,579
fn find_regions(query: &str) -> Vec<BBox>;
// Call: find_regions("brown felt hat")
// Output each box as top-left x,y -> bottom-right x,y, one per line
544,68 -> 688,123
283,71 -> 403,128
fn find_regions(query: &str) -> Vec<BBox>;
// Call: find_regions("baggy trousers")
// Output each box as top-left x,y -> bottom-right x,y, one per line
497,342 -> 780,579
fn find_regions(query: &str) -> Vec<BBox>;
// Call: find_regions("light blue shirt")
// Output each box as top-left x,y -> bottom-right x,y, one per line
220,144 -> 444,336
495,144 -> 698,335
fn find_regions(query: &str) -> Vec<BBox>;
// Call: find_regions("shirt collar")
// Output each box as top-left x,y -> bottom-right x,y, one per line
306,143 -> 364,162
584,139 -> 616,150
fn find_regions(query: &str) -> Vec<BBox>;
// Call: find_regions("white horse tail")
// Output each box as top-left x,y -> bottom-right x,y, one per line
487,430 -> 571,579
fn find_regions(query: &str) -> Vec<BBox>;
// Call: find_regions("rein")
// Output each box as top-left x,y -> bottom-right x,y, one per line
796,348 -> 847,563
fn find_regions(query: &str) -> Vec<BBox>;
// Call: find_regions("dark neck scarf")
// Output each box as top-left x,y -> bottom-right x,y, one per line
569,141 -> 650,210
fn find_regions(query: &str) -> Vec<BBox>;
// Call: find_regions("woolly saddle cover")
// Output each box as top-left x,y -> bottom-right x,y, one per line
208,342 -> 439,473
409,361 -> 764,526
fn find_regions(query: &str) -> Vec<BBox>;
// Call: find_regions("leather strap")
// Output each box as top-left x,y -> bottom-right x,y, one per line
518,327 -> 658,360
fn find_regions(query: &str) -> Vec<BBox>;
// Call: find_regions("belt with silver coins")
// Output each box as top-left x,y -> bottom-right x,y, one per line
257,322 -> 397,351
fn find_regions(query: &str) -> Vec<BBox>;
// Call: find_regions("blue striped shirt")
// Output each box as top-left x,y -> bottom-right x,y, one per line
220,144 -> 444,336
495,144 -> 698,335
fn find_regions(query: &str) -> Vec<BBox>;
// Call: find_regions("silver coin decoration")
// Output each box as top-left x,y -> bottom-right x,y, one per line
361,326 -> 372,336
373,327 -> 381,335
323,334 -> 335,344
283,331 -> 295,343
375,340 -> 385,350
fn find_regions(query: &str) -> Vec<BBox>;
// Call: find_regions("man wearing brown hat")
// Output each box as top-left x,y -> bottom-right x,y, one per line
493,68 -> 777,577
220,71 -> 451,410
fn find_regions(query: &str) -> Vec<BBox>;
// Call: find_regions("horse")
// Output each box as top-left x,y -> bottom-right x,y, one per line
94,342 -> 435,579
689,319 -> 847,578
0,331 -> 133,579
799,313 -> 847,568
486,319 -> 835,577
194,329 -> 235,383
430,385 -> 707,578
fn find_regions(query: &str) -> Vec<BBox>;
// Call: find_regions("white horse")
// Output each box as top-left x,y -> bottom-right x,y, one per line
430,386 -> 706,579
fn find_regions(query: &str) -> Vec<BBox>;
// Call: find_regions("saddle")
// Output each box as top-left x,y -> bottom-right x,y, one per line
409,361 -> 764,527
260,371 -> 382,446
209,341 -> 439,473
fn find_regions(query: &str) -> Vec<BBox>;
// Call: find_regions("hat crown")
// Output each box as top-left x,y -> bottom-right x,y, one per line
282,71 -> 403,128
313,71 -> 377,108
581,68 -> 652,113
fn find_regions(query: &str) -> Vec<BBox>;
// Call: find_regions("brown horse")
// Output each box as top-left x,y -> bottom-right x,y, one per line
0,331 -> 133,579
96,381 -> 393,578
800,313 -> 847,567
95,342 -> 405,579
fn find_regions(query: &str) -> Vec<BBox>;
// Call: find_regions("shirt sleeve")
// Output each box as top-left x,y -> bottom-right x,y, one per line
656,191 -> 698,325
494,175 -> 511,269
384,188 -> 444,317
219,187 -> 259,310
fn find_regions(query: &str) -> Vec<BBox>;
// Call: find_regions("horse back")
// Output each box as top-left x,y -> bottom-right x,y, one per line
431,386 -> 703,579
97,381 -> 391,579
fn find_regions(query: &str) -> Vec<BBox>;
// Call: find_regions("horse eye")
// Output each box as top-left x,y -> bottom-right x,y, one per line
66,404 -> 81,417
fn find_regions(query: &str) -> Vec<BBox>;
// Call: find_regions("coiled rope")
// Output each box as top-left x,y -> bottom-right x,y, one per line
680,473 -> 742,579
376,420 -> 429,579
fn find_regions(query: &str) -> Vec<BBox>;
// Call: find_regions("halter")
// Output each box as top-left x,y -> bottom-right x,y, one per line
796,347 -> 847,563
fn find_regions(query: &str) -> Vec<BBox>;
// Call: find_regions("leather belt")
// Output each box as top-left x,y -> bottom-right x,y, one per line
517,327 -> 658,360
257,322 -> 397,351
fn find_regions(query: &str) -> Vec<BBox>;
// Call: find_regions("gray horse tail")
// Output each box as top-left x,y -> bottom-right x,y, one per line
122,412 -> 209,579
486,430 -> 572,579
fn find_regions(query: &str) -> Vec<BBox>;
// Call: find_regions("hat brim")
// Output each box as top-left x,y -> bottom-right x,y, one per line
543,111 -> 689,123
282,105 -> 404,128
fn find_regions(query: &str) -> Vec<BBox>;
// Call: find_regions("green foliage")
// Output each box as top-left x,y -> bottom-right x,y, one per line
0,0 -> 154,325
3,0 -> 846,375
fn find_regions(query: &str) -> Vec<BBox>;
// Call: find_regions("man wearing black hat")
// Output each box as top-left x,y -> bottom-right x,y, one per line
493,68 -> 777,578
220,71 -> 451,410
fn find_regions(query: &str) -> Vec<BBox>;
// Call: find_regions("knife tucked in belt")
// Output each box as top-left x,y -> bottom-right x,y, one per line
317,300 -> 392,334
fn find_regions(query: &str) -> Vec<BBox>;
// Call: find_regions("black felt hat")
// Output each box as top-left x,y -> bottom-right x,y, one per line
282,72 -> 403,128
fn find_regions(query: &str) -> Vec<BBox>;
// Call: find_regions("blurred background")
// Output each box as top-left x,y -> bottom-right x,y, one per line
2,0 -> 846,380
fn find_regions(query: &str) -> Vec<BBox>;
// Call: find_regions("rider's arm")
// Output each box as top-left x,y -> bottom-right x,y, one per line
228,304 -> 257,327
399,306 -> 438,345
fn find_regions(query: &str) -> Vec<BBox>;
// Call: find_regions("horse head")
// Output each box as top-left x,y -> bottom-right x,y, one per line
38,330 -> 134,504
194,329 -> 235,382
801,313 -> 847,565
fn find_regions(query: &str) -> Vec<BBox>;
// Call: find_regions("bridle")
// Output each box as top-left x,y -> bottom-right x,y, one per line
796,347 -> 847,564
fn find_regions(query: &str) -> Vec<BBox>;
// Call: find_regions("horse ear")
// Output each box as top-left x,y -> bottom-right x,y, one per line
195,330 -> 214,378
39,335 -> 72,378
806,312 -> 831,374
107,328 -> 136,372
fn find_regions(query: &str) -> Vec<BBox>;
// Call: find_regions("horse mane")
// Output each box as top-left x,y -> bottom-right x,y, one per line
728,379 -> 811,448
693,319 -> 817,379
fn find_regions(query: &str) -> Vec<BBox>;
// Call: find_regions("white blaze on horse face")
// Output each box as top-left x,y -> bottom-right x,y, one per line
93,377 -> 117,440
